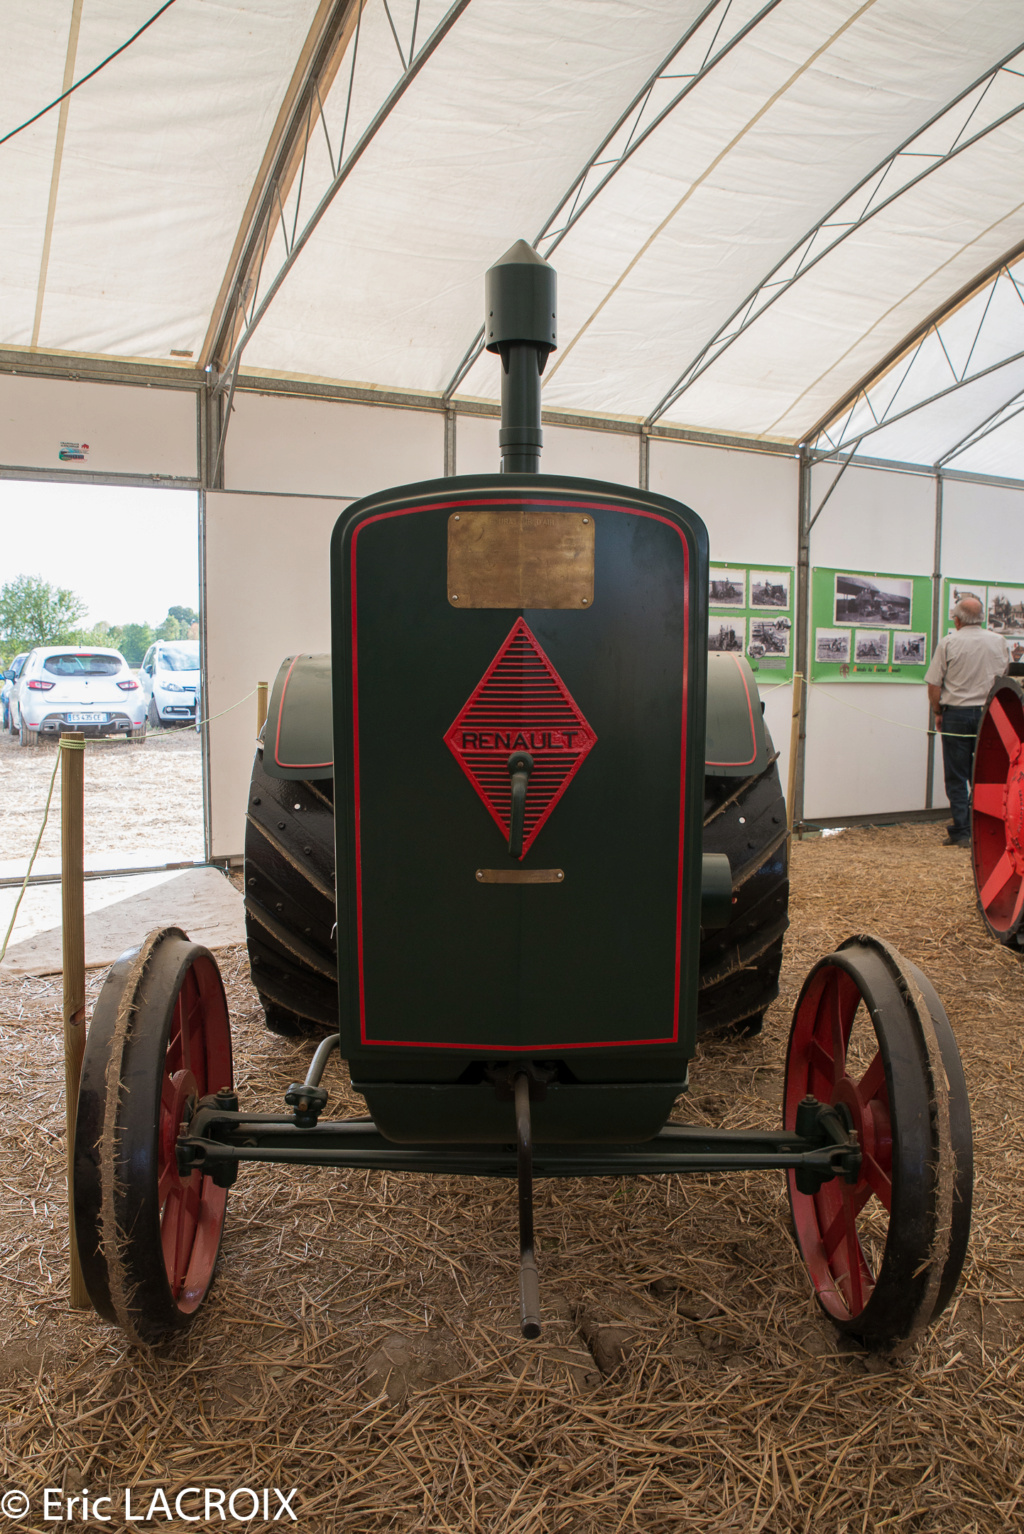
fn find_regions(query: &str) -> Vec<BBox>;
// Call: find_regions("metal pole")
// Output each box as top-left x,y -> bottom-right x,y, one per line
787,672 -> 803,832
926,472 -> 944,809
514,1073 -> 541,1339
60,732 -> 91,1310
256,681 -> 268,737
792,450 -> 813,830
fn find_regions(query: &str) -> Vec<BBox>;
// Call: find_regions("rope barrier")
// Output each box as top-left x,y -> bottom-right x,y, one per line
0,744 -> 62,965
0,685 -> 258,965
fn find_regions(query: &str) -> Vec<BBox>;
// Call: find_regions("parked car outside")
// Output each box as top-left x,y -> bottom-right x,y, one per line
11,647 -> 146,746
138,640 -> 200,727
1,652 -> 28,730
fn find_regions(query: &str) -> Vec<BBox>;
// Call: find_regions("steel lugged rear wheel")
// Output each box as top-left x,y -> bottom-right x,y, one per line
74,928 -> 233,1344
784,935 -> 972,1348
244,747 -> 337,1034
699,737 -> 789,1034
971,675 -> 1024,947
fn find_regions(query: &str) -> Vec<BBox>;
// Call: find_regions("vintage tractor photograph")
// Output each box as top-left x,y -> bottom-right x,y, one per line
74,244 -> 973,1354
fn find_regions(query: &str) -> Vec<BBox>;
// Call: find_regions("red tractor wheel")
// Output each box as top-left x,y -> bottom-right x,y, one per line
74,928 -> 233,1345
784,936 -> 972,1348
971,675 -> 1024,948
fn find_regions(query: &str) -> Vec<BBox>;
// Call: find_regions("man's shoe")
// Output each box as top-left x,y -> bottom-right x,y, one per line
941,833 -> 970,847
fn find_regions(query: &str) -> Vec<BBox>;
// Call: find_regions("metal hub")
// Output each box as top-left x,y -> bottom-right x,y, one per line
161,1068 -> 198,1193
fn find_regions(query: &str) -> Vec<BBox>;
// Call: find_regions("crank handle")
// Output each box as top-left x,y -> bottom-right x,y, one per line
507,751 -> 534,859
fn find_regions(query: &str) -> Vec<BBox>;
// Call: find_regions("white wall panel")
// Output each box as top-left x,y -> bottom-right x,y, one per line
455,413 -> 639,484
0,374 -> 197,479
224,394 -> 444,497
805,464 -> 936,819
650,439 -> 799,565
809,463 -> 935,575
940,477 -> 1024,580
803,683 -> 933,820
205,491 -> 348,857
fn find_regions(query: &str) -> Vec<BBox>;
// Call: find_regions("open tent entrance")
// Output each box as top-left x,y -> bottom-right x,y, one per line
0,481 -> 204,892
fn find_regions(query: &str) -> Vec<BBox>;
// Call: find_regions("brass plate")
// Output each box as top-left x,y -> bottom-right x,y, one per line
476,869 -> 565,884
448,509 -> 594,609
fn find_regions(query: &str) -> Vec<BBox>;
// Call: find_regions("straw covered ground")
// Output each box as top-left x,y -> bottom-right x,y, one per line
0,724 -> 203,868
1,826 -> 1022,1532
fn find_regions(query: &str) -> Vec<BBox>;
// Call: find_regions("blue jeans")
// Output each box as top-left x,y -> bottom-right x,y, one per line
940,705 -> 983,839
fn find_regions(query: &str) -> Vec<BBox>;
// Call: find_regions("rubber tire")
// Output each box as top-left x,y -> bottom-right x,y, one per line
148,696 -> 160,728
130,722 -> 148,743
19,717 -> 37,747
244,739 -> 790,1042
784,935 -> 972,1348
244,748 -> 338,1036
699,730 -> 789,1035
73,928 -> 233,1345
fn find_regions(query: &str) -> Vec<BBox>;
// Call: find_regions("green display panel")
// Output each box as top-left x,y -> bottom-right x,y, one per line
942,578 -> 1024,663
810,567 -> 933,682
707,561 -> 794,681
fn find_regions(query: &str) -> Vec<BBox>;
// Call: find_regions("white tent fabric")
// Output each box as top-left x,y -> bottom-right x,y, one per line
4,0 -> 1024,474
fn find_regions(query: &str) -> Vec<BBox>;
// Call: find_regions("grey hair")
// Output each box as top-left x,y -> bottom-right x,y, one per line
952,599 -> 983,626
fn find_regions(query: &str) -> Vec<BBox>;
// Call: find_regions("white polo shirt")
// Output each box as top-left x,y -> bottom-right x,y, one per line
924,625 -> 1008,707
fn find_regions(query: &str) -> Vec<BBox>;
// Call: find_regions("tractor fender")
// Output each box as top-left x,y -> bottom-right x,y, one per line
260,648 -> 769,782
704,651 -> 770,778
260,653 -> 333,781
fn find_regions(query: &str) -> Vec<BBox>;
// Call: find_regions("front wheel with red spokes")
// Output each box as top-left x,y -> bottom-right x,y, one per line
784,936 -> 972,1348
74,928 -> 233,1345
971,675 -> 1024,947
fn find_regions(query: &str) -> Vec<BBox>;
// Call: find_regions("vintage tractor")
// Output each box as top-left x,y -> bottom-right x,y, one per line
74,243 -> 972,1350
972,672 -> 1024,948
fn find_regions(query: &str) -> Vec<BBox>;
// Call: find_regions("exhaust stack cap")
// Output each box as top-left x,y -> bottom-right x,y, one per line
485,240 -> 557,355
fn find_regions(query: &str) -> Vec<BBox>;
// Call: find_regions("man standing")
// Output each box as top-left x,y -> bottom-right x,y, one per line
925,596 -> 1008,846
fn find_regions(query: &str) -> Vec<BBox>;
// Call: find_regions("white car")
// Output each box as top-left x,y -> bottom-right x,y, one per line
139,640 -> 200,727
12,646 -> 146,745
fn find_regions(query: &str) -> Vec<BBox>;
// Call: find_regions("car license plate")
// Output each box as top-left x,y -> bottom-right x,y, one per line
67,713 -> 107,723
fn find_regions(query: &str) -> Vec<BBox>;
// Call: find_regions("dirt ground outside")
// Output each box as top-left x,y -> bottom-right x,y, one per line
0,724 -> 204,871
1,826 -> 1022,1532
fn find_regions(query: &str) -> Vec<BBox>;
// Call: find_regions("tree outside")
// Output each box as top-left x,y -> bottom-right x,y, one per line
0,575 -> 199,669
0,574 -> 86,665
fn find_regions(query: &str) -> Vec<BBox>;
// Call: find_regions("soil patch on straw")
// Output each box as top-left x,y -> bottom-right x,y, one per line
1,826 -> 1021,1531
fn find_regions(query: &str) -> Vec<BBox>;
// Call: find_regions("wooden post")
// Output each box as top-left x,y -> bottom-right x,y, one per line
787,673 -> 803,834
61,732 -> 91,1310
256,681 -> 269,737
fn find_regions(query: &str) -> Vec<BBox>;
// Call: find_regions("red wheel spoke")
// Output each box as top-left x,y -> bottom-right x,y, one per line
972,782 -> 1006,819
988,697 -> 1022,758
859,1151 -> 892,1212
856,1049 -> 885,1107
980,850 -> 1015,911
839,1190 -> 864,1314
157,1160 -> 177,1208
809,1035 -> 834,1085
828,979 -> 848,1087
1012,881 -> 1024,927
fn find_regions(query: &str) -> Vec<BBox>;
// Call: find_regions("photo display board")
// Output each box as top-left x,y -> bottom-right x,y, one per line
810,567 -> 933,682
942,579 -> 1024,663
707,562 -> 794,681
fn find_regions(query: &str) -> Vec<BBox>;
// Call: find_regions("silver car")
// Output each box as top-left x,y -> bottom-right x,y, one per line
12,646 -> 147,745
138,640 -> 200,727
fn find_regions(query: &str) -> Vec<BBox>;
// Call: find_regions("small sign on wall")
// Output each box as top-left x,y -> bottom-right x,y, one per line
58,441 -> 89,462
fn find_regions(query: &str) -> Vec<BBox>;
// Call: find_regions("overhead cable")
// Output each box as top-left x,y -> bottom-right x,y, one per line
0,0 -> 179,148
